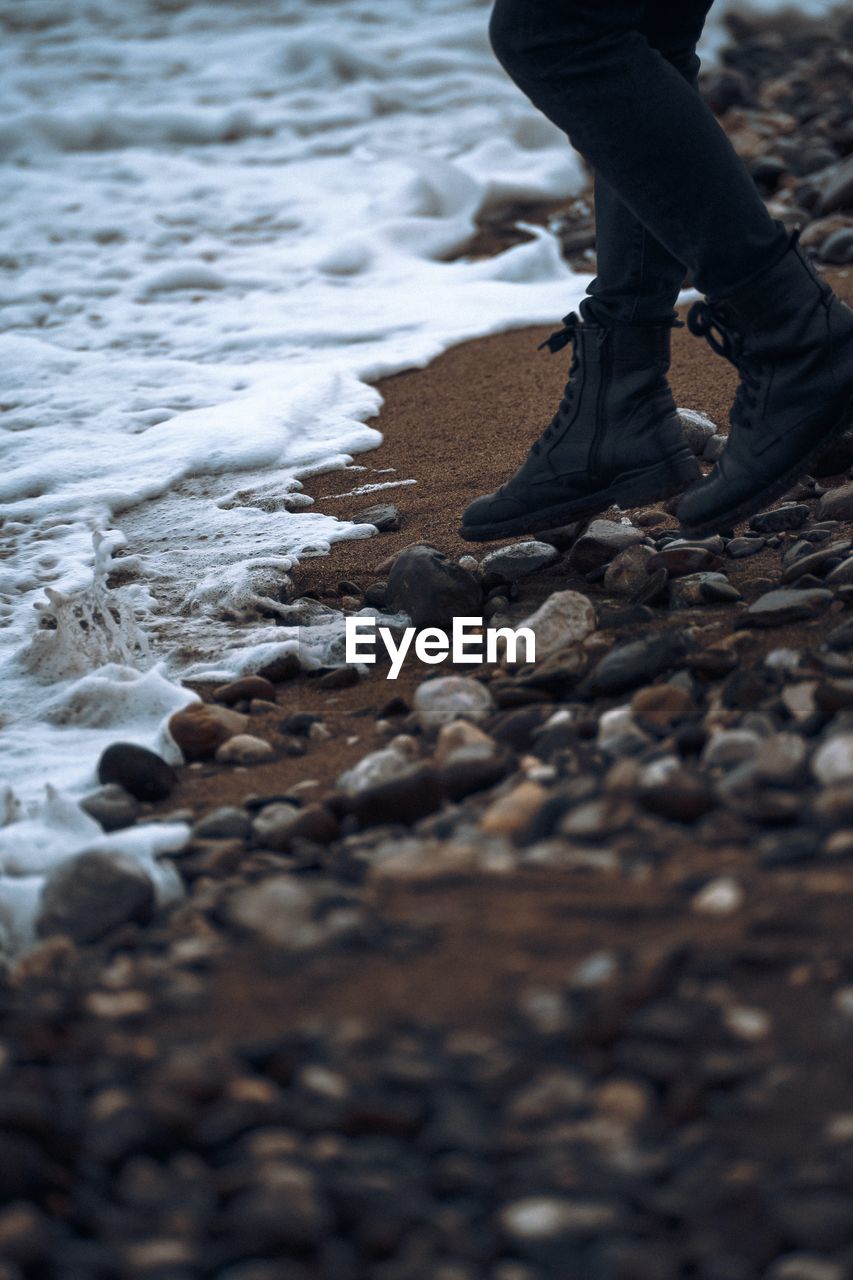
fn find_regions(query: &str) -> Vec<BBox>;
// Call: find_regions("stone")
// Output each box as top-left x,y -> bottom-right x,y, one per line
385,545 -> 481,629
742,588 -> 832,627
192,807 -> 253,840
603,544 -> 656,596
677,408 -> 718,455
640,769 -> 715,822
316,665 -> 360,690
766,1257 -> 844,1280
37,850 -> 156,944
338,743 -> 418,795
826,555 -> 853,585
345,765 -> 445,827
413,676 -> 495,730
251,802 -> 301,849
820,226 -> 853,264
631,683 -> 694,732
586,630 -> 692,696
726,536 -> 766,558
515,590 -> 597,659
480,540 -> 558,581
212,676 -> 277,705
782,682 -> 818,723
479,781 -> 548,838
168,704 -> 250,761
669,572 -> 738,608
80,783 -> 140,832
646,545 -> 724,577
749,504 -> 810,533
567,519 -> 645,574
817,482 -> 853,522
826,619 -> 853,652
782,541 -> 851,583
256,651 -> 301,683
817,154 -> 853,215
214,734 -> 275,766
597,705 -> 650,756
434,720 -> 496,765
351,502 -> 400,531
702,729 -> 760,770
228,877 -> 327,951
691,876 -> 743,916
97,742 -> 177,802
499,1196 -> 618,1247
812,735 -> 853,786
703,433 -> 727,462
754,733 -> 807,785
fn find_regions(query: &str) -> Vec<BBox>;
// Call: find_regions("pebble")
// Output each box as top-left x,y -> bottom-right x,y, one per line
480,540 -> 558,581
646,546 -> 724,577
820,226 -> 853,264
214,734 -> 275,765
251,802 -> 301,849
37,850 -> 156,944
631,683 -> 694,732
703,433 -> 727,461
750,504 -> 810,533
168,704 -> 250,761
227,877 -> 331,951
80,783 -> 140,832
812,734 -> 853,786
754,733 -> 807,785
727,535 -> 767,558
212,675 -> 277,705
825,554 -> 853,585
567,519 -> 645,574
499,1195 -> 618,1245
351,501 -> 400,531
603,544 -> 656,596
743,588 -> 833,627
669,571 -> 739,608
691,876 -> 743,915
385,545 -> 481,629
515,589 -> 597,658
817,482 -> 853,522
766,1256 -> 845,1280
434,720 -> 497,765
413,676 -> 495,730
677,408 -> 719,455
702,729 -> 760,770
97,742 -> 177,802
191,807 -> 253,841
586,629 -> 693,696
479,781 -> 548,837
338,742 -> 418,794
314,665 -> 359,690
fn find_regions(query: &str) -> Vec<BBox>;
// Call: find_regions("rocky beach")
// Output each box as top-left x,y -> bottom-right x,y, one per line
4,5 -> 853,1280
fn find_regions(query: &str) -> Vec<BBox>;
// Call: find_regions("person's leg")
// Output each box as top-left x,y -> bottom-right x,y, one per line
488,0 -> 789,301
585,0 -> 715,326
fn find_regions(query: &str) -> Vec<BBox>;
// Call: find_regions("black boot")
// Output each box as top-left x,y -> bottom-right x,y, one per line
677,233 -> 853,536
459,313 -> 701,542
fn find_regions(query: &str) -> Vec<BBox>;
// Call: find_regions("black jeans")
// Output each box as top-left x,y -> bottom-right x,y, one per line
489,0 -> 790,324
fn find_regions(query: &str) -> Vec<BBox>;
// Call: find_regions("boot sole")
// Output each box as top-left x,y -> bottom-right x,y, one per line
678,392 -> 853,539
458,450 -> 701,544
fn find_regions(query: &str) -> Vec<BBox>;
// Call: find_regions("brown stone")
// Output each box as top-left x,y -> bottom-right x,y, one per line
213,675 -> 277,705
169,703 -> 250,761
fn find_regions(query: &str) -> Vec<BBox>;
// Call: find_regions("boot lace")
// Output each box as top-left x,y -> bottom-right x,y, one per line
530,311 -> 581,454
687,301 -> 761,429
